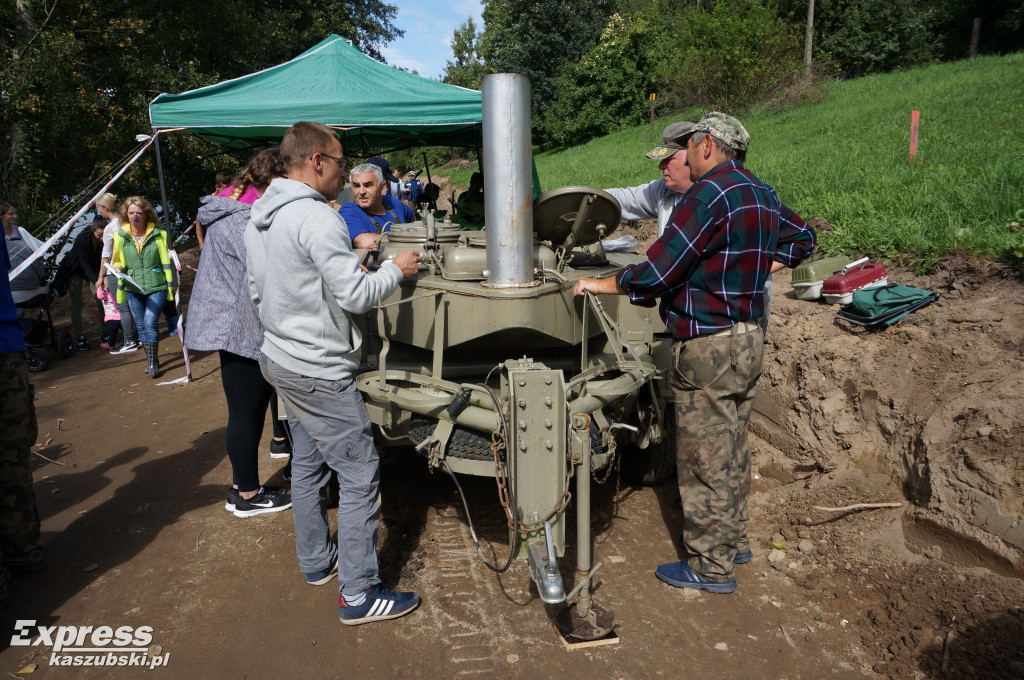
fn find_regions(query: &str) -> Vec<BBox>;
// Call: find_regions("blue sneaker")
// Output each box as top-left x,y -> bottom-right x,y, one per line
305,556 -> 338,586
338,584 -> 419,625
656,561 -> 737,594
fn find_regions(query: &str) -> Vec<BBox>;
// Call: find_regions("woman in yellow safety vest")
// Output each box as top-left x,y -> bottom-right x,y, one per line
111,196 -> 174,377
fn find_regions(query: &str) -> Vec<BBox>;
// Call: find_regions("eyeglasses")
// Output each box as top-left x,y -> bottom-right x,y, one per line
312,152 -> 348,172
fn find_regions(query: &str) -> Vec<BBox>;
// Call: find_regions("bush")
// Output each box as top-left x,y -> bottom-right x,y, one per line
540,14 -> 655,149
653,0 -> 805,114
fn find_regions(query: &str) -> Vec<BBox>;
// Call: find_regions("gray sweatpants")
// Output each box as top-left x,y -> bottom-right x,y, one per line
259,355 -> 381,597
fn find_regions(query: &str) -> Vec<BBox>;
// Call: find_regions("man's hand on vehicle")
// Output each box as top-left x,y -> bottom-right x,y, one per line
392,250 -> 423,278
573,277 -> 624,297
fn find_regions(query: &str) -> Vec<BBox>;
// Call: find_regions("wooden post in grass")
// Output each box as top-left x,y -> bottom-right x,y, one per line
910,111 -> 920,164
804,0 -> 815,75
969,18 -> 981,58
649,93 -> 655,124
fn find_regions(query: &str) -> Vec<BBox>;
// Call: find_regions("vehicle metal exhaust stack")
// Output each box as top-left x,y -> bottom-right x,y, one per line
482,73 -> 534,288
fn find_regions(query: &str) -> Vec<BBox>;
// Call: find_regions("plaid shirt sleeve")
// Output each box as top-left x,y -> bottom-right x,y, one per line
760,183 -> 817,267
615,198 -> 715,308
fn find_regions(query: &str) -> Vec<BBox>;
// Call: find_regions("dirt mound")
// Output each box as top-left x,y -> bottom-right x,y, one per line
755,258 -> 1024,573
741,255 -> 1024,678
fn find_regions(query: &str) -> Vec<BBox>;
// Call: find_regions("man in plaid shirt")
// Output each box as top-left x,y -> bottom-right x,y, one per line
575,112 -> 816,594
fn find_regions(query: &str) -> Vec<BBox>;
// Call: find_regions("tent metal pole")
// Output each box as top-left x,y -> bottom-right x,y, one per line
421,151 -> 437,213
153,129 -> 172,234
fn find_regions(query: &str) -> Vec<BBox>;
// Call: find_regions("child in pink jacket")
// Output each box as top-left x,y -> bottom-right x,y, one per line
97,286 -> 122,351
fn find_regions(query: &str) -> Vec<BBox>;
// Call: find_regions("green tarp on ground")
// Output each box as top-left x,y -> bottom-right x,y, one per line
149,35 -> 482,154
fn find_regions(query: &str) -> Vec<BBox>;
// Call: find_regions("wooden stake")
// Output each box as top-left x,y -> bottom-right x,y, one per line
969,18 -> 981,59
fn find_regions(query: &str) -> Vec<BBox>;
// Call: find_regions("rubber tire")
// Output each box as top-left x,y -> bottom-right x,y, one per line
409,417 -> 497,461
58,330 -> 74,358
26,347 -> 49,373
623,407 -> 676,486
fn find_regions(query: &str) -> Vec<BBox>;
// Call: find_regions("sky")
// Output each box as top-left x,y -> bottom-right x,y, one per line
379,0 -> 484,81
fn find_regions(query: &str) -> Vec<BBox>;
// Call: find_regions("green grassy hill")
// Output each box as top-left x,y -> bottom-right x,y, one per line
534,53 -> 1024,268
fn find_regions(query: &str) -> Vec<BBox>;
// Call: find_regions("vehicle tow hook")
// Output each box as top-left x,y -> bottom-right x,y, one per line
527,521 -> 565,604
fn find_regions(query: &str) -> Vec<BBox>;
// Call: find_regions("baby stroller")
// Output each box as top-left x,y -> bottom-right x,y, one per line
16,282 -> 73,372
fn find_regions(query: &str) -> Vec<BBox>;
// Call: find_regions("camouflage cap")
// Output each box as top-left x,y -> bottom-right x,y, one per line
644,121 -> 696,160
691,112 -> 750,151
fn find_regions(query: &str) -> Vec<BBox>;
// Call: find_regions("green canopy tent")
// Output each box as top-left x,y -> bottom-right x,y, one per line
147,35 -> 484,218
149,34 -> 483,153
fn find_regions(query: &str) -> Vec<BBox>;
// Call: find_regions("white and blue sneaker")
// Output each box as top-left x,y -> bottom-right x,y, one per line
305,556 -> 339,586
338,584 -> 419,625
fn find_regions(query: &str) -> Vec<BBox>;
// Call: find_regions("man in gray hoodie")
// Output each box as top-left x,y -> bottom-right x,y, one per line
246,121 -> 422,625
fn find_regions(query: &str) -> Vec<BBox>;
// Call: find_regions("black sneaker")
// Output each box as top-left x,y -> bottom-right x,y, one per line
224,485 -> 288,513
229,486 -> 292,517
338,584 -> 419,625
77,335 -> 91,351
225,485 -> 288,513
269,438 -> 292,458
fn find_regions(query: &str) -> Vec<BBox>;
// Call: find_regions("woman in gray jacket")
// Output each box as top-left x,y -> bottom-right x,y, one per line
185,148 -> 292,518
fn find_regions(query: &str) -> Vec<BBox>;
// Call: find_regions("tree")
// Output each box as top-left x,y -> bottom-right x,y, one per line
652,0 -> 805,112
443,18 -> 487,90
0,0 -> 403,233
928,0 -> 1024,60
478,0 -> 615,144
542,14 -> 655,148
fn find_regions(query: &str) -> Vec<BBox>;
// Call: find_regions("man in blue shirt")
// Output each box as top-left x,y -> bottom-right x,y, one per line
339,163 -> 415,250
0,236 -> 45,609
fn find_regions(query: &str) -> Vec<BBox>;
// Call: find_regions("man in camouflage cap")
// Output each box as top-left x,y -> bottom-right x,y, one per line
686,111 -> 751,155
576,111 -> 815,594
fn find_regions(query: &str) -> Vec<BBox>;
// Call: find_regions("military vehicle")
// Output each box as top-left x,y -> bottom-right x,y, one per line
356,74 -> 675,640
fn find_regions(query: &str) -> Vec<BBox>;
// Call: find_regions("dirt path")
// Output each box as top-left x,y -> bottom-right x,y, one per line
2,249 -> 1022,679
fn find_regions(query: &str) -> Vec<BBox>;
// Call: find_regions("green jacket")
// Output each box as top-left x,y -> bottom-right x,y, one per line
111,224 -> 174,303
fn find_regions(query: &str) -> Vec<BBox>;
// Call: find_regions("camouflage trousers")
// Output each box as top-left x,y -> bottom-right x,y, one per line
0,351 -> 42,593
672,321 -> 764,583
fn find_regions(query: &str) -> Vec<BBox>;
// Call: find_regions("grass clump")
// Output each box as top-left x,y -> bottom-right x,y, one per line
534,54 -> 1024,268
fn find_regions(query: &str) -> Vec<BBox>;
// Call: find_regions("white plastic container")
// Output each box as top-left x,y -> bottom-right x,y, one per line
792,280 -> 824,300
790,255 -> 853,301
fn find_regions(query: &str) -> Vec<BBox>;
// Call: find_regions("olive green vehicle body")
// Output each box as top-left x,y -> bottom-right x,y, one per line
354,189 -> 676,576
